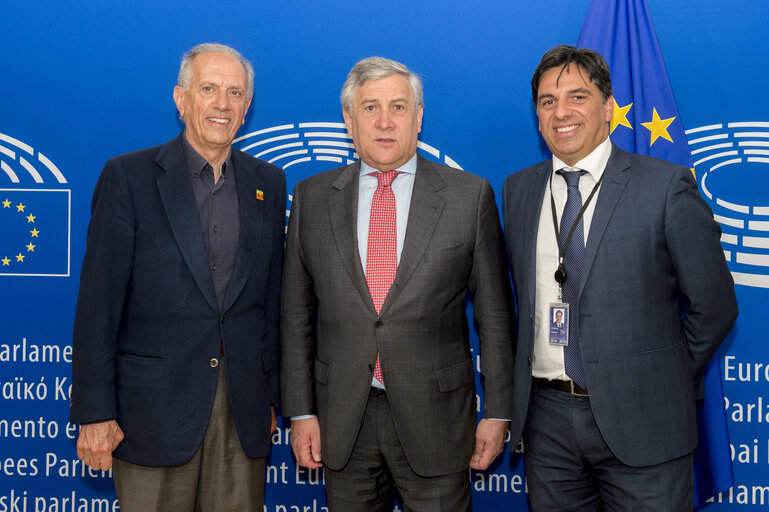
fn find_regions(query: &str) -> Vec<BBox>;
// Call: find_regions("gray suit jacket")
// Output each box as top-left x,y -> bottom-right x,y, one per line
281,155 -> 515,476
503,144 -> 737,467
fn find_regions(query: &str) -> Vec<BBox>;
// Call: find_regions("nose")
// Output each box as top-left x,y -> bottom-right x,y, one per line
554,100 -> 571,119
214,89 -> 230,110
374,109 -> 394,130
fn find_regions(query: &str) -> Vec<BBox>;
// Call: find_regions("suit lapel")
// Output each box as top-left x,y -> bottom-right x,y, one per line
580,144 -> 632,294
328,162 -> 375,313
155,135 -> 219,313
221,150 -> 264,312
381,155 -> 446,316
522,162 -> 551,312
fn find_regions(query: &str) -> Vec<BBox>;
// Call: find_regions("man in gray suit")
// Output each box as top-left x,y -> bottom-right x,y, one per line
503,45 -> 737,510
281,57 -> 515,511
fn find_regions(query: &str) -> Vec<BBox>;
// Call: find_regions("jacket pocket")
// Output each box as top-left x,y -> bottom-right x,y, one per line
314,358 -> 329,385
436,359 -> 474,392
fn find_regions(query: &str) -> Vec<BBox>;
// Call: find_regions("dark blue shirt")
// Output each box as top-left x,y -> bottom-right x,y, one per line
182,134 -> 239,311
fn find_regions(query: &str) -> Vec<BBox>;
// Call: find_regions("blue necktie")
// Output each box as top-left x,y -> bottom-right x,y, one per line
557,168 -> 587,388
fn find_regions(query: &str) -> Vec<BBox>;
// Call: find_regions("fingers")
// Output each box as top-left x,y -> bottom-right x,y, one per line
76,420 -> 124,471
270,407 -> 278,434
469,419 -> 507,470
290,417 -> 323,469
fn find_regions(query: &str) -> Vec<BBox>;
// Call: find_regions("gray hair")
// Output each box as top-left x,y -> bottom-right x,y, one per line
178,43 -> 254,100
341,57 -> 423,113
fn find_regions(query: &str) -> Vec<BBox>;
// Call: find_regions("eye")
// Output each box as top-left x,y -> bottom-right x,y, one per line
202,85 -> 213,93
230,89 -> 243,97
393,104 -> 405,110
364,105 -> 376,111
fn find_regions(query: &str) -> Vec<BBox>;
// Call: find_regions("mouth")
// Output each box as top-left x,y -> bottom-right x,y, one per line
555,124 -> 579,134
207,117 -> 230,125
376,138 -> 395,143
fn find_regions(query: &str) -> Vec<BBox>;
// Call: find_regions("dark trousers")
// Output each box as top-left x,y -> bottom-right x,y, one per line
523,383 -> 693,511
324,388 -> 471,512
113,360 -> 266,512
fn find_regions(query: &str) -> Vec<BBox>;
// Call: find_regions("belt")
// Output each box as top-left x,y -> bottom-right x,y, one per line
533,377 -> 588,397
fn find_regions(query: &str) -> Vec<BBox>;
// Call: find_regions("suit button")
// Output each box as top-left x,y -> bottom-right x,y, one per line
220,316 -> 225,324
209,358 -> 219,368
374,320 -> 383,328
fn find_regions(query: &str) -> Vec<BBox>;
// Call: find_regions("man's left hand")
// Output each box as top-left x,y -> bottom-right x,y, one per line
271,406 -> 277,434
469,418 -> 508,470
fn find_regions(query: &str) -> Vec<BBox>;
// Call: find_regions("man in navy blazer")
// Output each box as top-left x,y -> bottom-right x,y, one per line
70,43 -> 285,511
503,46 -> 737,510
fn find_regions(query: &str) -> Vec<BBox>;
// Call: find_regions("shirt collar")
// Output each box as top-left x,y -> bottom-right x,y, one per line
551,136 -> 612,182
359,153 -> 418,177
181,130 -> 233,179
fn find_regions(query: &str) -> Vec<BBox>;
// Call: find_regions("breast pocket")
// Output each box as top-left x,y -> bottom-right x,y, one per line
423,243 -> 467,263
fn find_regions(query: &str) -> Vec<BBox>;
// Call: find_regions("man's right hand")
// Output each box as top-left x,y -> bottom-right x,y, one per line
290,417 -> 323,469
76,420 -> 124,471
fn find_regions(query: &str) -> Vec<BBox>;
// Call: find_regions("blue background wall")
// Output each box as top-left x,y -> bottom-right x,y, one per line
1,0 -> 768,509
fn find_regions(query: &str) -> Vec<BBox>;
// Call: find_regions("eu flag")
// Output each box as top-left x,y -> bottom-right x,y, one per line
0,189 -> 70,276
577,0 -> 732,508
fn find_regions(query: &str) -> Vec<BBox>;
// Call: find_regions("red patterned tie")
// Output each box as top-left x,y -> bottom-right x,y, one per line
366,170 -> 401,383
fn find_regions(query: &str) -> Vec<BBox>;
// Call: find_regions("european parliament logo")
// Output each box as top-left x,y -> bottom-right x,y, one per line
687,121 -> 769,289
0,132 -> 70,277
235,122 -> 463,228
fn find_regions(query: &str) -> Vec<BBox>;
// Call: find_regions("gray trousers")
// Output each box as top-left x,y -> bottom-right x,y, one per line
113,360 -> 266,512
324,388 -> 471,512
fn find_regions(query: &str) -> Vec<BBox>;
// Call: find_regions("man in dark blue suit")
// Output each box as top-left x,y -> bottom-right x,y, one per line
70,43 -> 285,511
503,46 -> 737,510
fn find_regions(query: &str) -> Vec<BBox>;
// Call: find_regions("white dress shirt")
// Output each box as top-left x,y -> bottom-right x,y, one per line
358,155 -> 417,389
532,137 -> 612,381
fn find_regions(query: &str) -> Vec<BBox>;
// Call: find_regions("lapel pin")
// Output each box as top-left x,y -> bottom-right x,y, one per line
256,189 -> 264,201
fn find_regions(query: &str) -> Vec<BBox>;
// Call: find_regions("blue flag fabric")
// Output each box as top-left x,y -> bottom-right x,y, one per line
577,0 -> 732,509
0,189 -> 70,276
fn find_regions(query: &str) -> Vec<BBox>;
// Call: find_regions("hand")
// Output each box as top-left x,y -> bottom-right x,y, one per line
469,418 -> 508,470
76,420 -> 124,471
290,417 -> 322,469
270,406 -> 278,434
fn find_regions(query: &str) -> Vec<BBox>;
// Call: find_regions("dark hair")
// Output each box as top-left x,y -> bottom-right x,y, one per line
531,45 -> 612,104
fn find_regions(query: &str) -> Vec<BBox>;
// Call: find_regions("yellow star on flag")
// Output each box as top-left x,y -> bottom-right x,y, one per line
27,214 -> 36,223
610,99 -> 633,134
15,253 -> 25,262
641,107 -> 676,146
1,257 -> 9,266
26,243 -> 36,252
2,199 -> 10,208
16,202 -> 26,212
30,228 -> 40,237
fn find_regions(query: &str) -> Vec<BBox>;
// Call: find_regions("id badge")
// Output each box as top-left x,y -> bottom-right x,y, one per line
549,303 -> 569,346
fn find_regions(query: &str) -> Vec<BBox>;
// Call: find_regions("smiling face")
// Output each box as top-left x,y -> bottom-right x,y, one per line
536,64 -> 613,166
173,51 -> 251,164
343,74 -> 423,172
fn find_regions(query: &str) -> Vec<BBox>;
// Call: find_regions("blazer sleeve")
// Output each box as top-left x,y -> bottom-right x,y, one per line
664,165 -> 737,386
70,157 -> 136,424
468,180 -> 516,419
265,168 -> 286,405
279,180 -> 318,417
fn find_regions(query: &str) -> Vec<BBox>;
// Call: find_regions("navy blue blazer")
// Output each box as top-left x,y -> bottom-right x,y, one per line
71,134 -> 285,465
503,144 -> 737,467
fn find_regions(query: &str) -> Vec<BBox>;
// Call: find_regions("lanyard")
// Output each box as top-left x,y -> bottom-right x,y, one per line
549,168 -> 605,285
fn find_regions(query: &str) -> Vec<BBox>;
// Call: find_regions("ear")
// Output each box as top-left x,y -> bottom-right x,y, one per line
343,109 -> 353,135
416,104 -> 424,133
243,96 -> 252,125
173,86 -> 185,118
604,95 -> 614,123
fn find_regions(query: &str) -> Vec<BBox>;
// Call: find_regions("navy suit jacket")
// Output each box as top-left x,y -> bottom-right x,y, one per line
70,134 -> 285,465
503,144 -> 737,467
